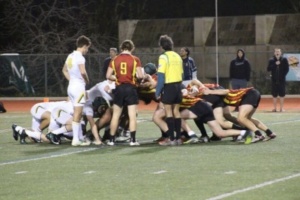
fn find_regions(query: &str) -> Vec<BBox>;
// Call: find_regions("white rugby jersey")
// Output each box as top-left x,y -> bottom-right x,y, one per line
65,50 -> 86,85
86,80 -> 115,103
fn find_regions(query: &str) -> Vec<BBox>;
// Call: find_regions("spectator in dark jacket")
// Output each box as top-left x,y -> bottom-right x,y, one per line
179,47 -> 197,82
267,48 -> 289,112
229,49 -> 251,111
229,49 -> 251,89
102,48 -> 118,80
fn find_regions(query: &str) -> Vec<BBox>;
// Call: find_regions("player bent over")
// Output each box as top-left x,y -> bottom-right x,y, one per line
12,100 -> 67,144
203,87 -> 276,142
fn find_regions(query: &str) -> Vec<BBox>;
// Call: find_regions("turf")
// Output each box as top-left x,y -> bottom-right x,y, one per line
0,111 -> 300,200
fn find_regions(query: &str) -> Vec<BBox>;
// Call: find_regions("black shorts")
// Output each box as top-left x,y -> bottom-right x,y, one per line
202,95 -> 225,109
113,84 -> 139,107
188,101 -> 215,123
240,89 -> 261,108
161,82 -> 182,104
271,82 -> 286,97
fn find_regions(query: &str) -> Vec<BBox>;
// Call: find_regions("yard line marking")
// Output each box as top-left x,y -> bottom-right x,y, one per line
83,171 -> 96,174
15,171 -> 28,174
206,173 -> 300,200
224,171 -> 236,174
152,170 -> 167,174
0,148 -> 97,166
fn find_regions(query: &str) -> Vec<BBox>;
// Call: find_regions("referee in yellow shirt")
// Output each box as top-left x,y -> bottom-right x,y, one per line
155,35 -> 183,146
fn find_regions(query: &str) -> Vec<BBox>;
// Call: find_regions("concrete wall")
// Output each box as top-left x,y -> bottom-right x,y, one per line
118,14 -> 300,84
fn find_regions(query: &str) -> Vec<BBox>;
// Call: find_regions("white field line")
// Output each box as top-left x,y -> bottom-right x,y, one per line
206,173 -> 300,200
0,148 -> 97,166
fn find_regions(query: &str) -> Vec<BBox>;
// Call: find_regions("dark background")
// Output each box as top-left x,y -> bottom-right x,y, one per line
0,0 -> 298,53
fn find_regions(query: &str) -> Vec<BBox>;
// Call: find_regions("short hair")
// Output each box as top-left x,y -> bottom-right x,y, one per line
274,48 -> 282,52
120,40 -> 134,51
183,47 -> 190,56
110,47 -> 118,53
76,35 -> 91,48
158,35 -> 173,51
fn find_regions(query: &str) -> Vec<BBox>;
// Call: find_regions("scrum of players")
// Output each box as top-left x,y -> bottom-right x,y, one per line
11,61 -> 276,147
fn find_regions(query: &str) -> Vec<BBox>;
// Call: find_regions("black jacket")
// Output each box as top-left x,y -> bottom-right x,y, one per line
267,56 -> 289,83
229,49 -> 251,81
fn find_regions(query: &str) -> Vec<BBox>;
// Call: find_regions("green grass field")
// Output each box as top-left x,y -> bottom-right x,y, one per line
1,111 -> 300,200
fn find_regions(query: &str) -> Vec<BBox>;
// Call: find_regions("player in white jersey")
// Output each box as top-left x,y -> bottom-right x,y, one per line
46,80 -> 115,145
84,80 -> 115,144
45,101 -> 77,144
62,35 -> 91,146
12,101 -> 67,144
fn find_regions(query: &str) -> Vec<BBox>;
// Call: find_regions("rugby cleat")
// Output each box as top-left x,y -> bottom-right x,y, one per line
243,130 -> 253,145
106,141 -> 115,146
46,132 -> 61,145
252,135 -> 265,143
264,133 -> 276,142
19,129 -> 27,144
199,136 -> 210,143
210,134 -> 222,141
183,135 -> 199,144
129,141 -> 140,146
71,140 -> 91,147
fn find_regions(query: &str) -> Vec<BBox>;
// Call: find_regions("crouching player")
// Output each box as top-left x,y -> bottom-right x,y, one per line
180,99 -> 253,144
203,87 -> 276,142
12,100 -> 68,144
45,96 -> 111,145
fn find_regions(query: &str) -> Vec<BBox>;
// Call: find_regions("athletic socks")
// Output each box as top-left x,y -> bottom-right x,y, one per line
25,130 -> 41,141
109,134 -> 115,143
165,117 -> 175,140
174,118 -> 181,140
130,131 -> 136,142
72,121 -> 80,142
265,129 -> 273,136
254,130 -> 263,136
194,119 -> 208,137
161,129 -> 168,138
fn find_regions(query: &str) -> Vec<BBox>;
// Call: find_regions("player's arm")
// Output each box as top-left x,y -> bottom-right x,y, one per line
190,79 -> 206,89
79,64 -> 89,84
86,115 -> 101,142
62,64 -> 70,81
203,88 -> 229,95
140,74 -> 157,89
106,67 -> 116,81
136,66 -> 144,80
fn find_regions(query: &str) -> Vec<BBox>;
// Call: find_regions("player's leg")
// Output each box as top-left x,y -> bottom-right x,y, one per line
108,104 -> 123,145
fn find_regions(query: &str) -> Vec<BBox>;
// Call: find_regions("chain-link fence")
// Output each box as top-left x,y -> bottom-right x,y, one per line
0,52 -> 299,97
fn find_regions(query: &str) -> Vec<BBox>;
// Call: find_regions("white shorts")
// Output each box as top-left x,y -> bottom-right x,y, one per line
67,82 -> 86,107
30,103 -> 47,121
52,106 -> 73,125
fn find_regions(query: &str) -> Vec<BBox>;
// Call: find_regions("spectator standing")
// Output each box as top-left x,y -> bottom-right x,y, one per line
102,47 -> 118,80
229,49 -> 251,111
179,47 -> 197,81
156,35 -> 183,146
267,48 -> 289,112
